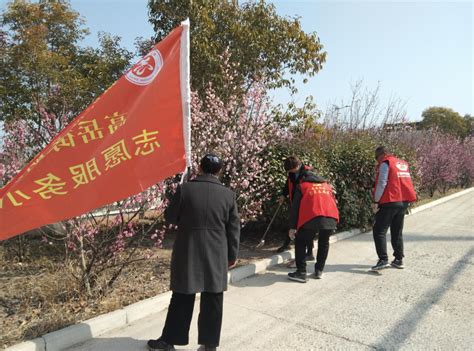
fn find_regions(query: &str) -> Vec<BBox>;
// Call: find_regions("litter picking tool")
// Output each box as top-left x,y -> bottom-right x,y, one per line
255,202 -> 283,249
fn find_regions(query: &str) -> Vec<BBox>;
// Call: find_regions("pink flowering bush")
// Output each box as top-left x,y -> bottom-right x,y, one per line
3,48 -> 472,295
457,136 -> 474,188
188,54 -> 283,223
0,109 -> 169,295
382,127 -> 472,196
416,130 -> 472,196
1,64 -> 282,295
0,49 -> 284,294
1,107 -> 72,185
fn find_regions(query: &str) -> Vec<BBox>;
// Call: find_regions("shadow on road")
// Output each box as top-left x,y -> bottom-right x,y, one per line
350,233 -> 474,242
232,262 -> 384,288
67,337 -> 147,351
371,246 -> 474,349
324,264 -> 379,276
232,271 -> 289,288
404,235 -> 474,242
232,264 -> 297,288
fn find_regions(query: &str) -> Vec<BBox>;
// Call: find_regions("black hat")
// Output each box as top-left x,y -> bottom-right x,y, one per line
200,153 -> 223,174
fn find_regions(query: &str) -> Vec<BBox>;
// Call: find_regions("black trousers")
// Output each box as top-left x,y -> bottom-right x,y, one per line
295,228 -> 332,273
373,206 -> 406,261
160,291 -> 223,347
281,234 -> 314,254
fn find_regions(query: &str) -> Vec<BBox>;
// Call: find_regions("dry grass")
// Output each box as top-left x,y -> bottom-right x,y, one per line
0,243 -> 171,349
0,230 -> 279,349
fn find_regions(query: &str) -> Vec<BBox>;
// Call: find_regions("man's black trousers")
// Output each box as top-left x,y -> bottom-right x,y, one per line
160,291 -> 223,347
373,206 -> 406,261
295,228 -> 333,273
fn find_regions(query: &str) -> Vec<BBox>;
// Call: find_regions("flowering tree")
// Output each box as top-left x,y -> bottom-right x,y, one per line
189,68 -> 282,223
0,110 -> 170,295
381,126 -> 474,196
416,130 -> 464,196
458,137 -> 474,188
1,50 -> 283,294
1,2 -> 286,298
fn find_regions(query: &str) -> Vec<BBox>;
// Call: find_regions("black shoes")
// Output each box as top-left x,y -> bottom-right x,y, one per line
305,254 -> 315,261
148,339 -> 218,351
391,258 -> 404,269
288,271 -> 308,283
313,269 -> 323,279
147,339 -> 175,351
371,259 -> 390,271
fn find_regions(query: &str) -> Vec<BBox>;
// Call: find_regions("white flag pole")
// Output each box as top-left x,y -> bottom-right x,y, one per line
179,18 -> 192,184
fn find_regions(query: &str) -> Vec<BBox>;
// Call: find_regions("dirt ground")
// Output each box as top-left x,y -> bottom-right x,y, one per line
0,229 -> 284,349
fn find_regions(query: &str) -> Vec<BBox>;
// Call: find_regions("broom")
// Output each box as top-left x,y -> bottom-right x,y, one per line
255,202 -> 283,249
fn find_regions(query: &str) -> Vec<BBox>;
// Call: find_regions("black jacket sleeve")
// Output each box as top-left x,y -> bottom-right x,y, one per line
164,185 -> 182,225
226,194 -> 241,262
281,178 -> 289,197
289,185 -> 302,229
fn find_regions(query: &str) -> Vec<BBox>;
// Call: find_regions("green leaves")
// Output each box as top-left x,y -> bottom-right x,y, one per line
148,0 -> 326,101
0,0 -> 133,125
421,107 -> 471,138
321,136 -> 377,230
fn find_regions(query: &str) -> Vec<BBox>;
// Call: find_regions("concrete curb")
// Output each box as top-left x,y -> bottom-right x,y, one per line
409,187 -> 473,216
42,310 -> 127,351
330,228 -> 363,244
6,229 -> 365,351
6,188 -> 471,351
225,228 -> 364,285
227,250 -> 294,284
123,291 -> 172,324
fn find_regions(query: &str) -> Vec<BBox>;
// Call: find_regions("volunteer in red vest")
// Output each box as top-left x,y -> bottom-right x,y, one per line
276,156 -> 314,261
371,146 -> 417,271
287,169 -> 339,282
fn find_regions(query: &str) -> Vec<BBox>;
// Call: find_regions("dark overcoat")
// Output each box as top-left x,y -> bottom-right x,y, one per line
164,174 -> 240,294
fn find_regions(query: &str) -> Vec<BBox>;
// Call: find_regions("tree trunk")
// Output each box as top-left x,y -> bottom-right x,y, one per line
79,236 -> 92,297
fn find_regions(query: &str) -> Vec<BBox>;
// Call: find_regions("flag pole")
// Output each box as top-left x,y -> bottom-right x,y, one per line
180,18 -> 191,184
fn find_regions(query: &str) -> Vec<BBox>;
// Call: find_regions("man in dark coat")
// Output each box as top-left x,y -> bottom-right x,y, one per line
147,154 -> 240,351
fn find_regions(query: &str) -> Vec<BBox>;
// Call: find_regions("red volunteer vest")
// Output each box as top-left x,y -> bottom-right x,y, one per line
297,182 -> 339,229
375,155 -> 417,204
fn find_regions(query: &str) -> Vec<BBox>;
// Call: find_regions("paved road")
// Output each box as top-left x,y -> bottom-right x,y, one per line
71,191 -> 473,350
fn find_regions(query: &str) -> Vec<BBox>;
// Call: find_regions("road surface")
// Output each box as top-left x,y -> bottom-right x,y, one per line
70,191 -> 473,350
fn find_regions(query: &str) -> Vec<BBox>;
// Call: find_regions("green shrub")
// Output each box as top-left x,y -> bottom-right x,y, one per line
322,135 -> 377,230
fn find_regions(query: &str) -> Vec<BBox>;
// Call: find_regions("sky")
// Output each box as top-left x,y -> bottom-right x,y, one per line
0,0 -> 473,122
272,1 -> 473,121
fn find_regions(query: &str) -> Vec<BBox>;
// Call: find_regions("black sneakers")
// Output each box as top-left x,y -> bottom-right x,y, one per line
313,269 -> 323,279
305,254 -> 315,261
147,339 -> 175,351
391,258 -> 405,269
371,259 -> 390,271
288,271 -> 308,283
